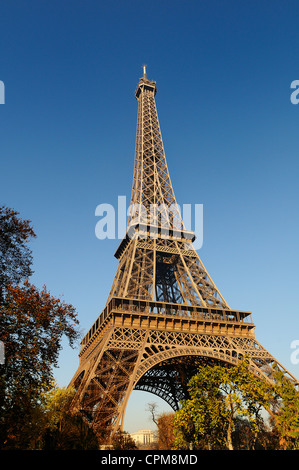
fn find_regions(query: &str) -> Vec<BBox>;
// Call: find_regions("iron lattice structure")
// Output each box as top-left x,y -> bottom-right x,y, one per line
69,68 -> 297,441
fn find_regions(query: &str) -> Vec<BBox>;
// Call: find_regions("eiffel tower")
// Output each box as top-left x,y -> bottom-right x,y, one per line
69,66 -> 297,442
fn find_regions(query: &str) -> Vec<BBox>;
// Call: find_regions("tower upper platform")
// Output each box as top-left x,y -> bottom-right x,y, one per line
135,66 -> 157,99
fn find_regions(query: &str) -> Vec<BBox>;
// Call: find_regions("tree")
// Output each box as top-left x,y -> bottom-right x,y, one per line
41,383 -> 98,450
173,360 -> 272,450
157,412 -> 175,450
270,366 -> 299,449
111,430 -> 138,450
0,206 -> 36,303
146,402 -> 175,449
173,366 -> 227,450
0,205 -> 80,449
232,415 -> 276,450
0,281 -> 80,448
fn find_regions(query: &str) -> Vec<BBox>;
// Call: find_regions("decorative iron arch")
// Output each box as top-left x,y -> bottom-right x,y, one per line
134,352 -> 233,410
116,345 -> 244,432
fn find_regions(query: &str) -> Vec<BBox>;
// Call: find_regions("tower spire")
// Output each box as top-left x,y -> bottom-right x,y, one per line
142,64 -> 147,78
113,72 -> 228,307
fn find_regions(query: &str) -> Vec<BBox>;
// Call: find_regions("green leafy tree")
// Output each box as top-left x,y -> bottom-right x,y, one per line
270,366 -> 299,449
173,360 -> 272,450
173,365 -> 228,450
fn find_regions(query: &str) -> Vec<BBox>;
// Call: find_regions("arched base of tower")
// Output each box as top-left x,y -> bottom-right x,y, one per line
134,355 -> 227,411
69,325 -> 297,446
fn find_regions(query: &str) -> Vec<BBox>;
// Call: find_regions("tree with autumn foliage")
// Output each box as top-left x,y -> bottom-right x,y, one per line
0,206 -> 80,449
111,430 -> 138,450
147,402 -> 175,449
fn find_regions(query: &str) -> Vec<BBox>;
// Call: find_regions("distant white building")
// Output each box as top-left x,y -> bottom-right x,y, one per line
130,429 -> 156,446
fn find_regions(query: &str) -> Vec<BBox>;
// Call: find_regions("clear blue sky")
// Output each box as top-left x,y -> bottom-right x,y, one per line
1,0 -> 299,432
